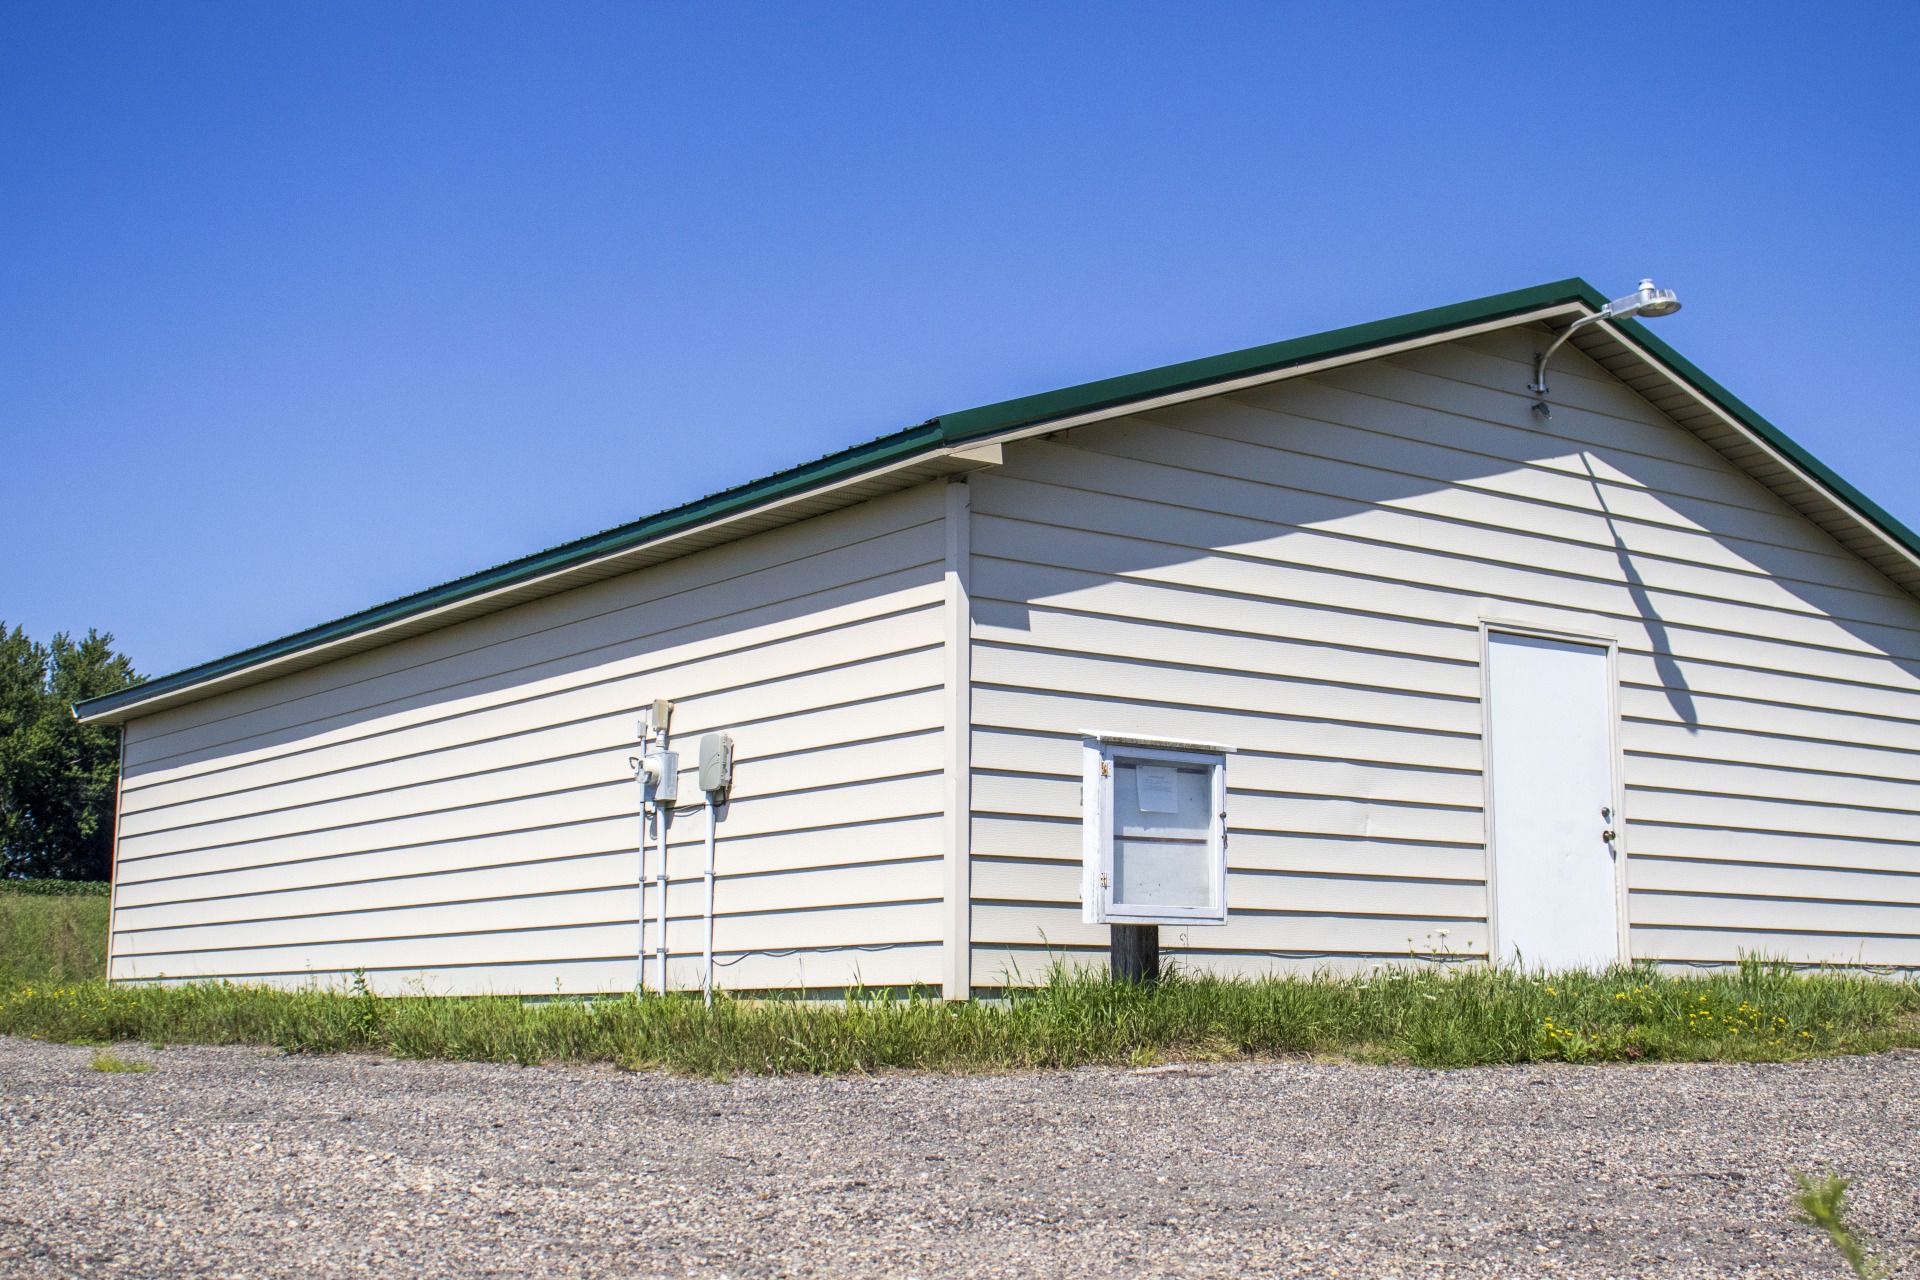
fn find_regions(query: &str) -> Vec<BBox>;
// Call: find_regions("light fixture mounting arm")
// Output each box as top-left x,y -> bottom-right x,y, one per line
1528,311 -> 1608,397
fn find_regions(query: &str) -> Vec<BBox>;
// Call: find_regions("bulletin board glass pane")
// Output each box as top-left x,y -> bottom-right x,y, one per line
1112,760 -> 1215,909
1115,761 -> 1210,836
1114,838 -> 1213,907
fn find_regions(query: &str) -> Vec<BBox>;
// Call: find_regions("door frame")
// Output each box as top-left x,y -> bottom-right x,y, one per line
1477,618 -> 1630,968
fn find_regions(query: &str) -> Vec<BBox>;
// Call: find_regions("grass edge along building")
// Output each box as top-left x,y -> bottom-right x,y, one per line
77,278 -> 1920,997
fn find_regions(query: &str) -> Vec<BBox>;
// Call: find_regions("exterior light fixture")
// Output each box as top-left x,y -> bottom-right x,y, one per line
1528,278 -> 1681,417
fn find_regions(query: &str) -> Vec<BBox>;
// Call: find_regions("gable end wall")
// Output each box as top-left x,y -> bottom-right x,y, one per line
967,328 -> 1920,980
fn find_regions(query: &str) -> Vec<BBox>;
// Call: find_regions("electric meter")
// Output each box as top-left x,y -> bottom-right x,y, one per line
640,751 -> 679,806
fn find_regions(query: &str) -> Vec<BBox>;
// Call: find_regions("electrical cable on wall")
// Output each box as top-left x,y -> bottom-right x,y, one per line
711,942 -> 907,967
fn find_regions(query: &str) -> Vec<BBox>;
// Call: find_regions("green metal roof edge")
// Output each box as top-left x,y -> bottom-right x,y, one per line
932,277 -> 1605,444
79,275 -> 1915,721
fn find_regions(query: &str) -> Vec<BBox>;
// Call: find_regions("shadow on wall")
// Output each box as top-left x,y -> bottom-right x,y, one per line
1581,451 -> 1698,728
971,324 -> 1920,727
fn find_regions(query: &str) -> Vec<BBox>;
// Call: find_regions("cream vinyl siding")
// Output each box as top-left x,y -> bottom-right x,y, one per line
110,484 -> 948,993
969,329 -> 1920,976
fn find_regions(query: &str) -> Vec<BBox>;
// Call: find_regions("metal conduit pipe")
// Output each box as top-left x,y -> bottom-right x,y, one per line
629,768 -> 660,994
702,797 -> 717,1006
696,732 -> 733,1007
636,714 -> 728,1001
637,756 -> 660,997
648,809 -> 664,994
633,700 -> 677,997
641,790 -> 656,990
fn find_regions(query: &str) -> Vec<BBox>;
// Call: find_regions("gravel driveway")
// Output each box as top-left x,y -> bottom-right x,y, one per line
2,1038 -> 1916,1278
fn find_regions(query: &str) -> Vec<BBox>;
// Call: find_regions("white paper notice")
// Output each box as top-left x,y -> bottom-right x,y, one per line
1134,765 -> 1180,813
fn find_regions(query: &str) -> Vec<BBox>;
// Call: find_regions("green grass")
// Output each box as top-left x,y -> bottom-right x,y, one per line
0,883 -> 109,987
0,879 -> 111,898
3,960 -> 1916,1075
87,1047 -> 153,1074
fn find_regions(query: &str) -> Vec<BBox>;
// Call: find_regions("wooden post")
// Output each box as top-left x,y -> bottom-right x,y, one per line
1110,924 -> 1160,984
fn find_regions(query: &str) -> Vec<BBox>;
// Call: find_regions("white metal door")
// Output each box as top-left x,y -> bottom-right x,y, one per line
1486,631 -> 1620,970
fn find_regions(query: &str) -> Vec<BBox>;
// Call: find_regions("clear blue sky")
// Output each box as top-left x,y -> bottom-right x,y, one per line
5,2 -> 1917,679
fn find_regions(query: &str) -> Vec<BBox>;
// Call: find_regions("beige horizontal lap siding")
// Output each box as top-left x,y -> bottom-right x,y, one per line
117,619 -> 941,855
109,485 -> 949,994
115,901 -> 941,986
970,335 -> 1920,976
123,504 -> 948,785
121,575 -> 946,815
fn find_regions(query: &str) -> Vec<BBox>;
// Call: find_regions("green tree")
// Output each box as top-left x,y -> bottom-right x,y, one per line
0,623 -> 138,881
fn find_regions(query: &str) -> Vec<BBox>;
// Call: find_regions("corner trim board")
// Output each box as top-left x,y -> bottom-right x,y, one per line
941,478 -> 973,1000
104,724 -> 127,984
